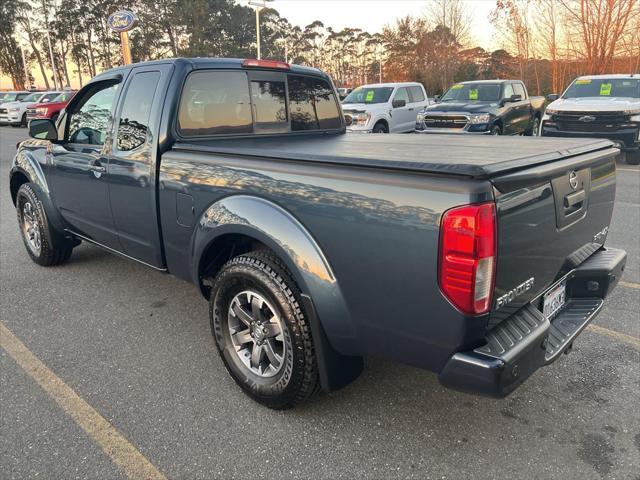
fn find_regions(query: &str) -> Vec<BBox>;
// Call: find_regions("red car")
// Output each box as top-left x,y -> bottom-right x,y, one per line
26,90 -> 76,123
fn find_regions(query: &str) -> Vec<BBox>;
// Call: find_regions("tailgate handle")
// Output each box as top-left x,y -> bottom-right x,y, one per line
564,189 -> 585,209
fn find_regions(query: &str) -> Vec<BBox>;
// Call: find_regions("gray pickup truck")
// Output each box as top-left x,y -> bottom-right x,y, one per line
10,58 -> 626,409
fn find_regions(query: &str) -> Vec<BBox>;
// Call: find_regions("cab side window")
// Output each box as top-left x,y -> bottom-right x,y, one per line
68,82 -> 119,145
512,83 -> 526,99
116,72 -> 160,151
502,84 -> 514,99
409,86 -> 425,103
393,87 -> 410,105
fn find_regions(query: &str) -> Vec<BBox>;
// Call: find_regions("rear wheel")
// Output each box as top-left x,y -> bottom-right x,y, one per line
209,251 -> 318,409
51,112 -> 59,124
372,121 -> 388,133
16,183 -> 73,266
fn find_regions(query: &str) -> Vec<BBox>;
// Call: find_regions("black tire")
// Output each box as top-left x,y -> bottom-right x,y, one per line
372,121 -> 388,133
16,183 -> 73,266
525,116 -> 540,136
21,113 -> 27,127
210,251 -> 318,409
490,124 -> 502,135
625,151 -> 640,165
51,113 -> 59,124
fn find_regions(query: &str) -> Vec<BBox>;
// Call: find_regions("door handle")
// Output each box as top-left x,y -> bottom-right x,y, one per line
564,189 -> 585,208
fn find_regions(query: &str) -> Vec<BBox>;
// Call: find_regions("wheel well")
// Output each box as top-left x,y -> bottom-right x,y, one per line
374,119 -> 388,130
10,171 -> 29,205
198,233 -> 273,298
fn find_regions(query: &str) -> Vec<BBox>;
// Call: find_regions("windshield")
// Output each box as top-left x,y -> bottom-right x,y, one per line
1,93 -> 20,102
40,92 -> 61,103
441,83 -> 502,102
21,93 -> 42,103
53,92 -> 74,103
563,78 -> 640,99
343,87 -> 393,104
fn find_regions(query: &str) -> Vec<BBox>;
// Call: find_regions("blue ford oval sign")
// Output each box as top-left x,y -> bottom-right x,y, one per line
108,10 -> 136,32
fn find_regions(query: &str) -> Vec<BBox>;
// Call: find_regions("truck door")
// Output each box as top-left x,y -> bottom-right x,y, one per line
501,83 -> 519,134
107,64 -> 173,268
390,87 -> 413,132
512,82 -> 530,133
47,79 -> 122,250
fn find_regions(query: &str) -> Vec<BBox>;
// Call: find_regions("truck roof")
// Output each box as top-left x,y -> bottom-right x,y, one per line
93,57 -> 329,81
575,74 -> 638,80
357,82 -> 423,88
175,134 -> 614,178
457,80 -> 521,85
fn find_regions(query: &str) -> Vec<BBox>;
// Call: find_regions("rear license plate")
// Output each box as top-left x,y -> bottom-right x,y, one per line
543,282 -> 566,319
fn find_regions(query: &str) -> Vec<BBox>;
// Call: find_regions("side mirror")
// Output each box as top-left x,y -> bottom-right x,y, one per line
546,93 -> 559,102
434,95 -> 441,103
29,118 -> 58,141
510,94 -> 522,102
392,99 -> 406,108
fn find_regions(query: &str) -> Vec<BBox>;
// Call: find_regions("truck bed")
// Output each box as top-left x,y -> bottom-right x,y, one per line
173,134 -> 615,178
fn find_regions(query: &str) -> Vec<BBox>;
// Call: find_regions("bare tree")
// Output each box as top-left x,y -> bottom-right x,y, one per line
427,0 -> 471,89
559,0 -> 640,74
492,0 -> 534,84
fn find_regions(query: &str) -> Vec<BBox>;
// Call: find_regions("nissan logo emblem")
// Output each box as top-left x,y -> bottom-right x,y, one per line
569,171 -> 579,190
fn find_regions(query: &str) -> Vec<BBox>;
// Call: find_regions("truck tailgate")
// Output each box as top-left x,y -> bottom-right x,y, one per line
488,146 -> 618,327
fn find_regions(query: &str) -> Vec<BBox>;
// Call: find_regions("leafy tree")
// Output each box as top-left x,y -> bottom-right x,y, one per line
0,0 -> 26,88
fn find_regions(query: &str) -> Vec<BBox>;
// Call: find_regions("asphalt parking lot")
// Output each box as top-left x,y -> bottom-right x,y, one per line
1,125 -> 638,479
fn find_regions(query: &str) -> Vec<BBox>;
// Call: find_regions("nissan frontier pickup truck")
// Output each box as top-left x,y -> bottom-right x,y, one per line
10,58 -> 626,409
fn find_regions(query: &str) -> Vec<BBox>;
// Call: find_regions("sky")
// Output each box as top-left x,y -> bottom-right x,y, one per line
259,0 -> 498,49
1,0 -> 500,89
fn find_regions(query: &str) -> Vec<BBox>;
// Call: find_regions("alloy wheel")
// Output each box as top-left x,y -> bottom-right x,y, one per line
21,201 -> 42,256
227,290 -> 286,377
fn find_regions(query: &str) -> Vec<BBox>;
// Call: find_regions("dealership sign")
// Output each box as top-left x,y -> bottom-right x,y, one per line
108,10 -> 136,32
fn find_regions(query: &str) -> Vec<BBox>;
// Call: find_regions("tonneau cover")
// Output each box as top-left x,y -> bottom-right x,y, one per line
173,134 -> 615,178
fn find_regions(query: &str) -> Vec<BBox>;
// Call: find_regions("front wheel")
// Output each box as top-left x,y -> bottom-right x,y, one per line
16,183 -> 73,266
490,125 -> 502,135
210,252 -> 318,409
372,122 -> 388,133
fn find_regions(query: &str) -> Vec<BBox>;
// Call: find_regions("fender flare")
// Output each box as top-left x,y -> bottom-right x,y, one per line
10,149 -> 71,248
192,195 -> 363,389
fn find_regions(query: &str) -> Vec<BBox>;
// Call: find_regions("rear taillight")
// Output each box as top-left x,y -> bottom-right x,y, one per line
242,59 -> 290,69
438,202 -> 497,315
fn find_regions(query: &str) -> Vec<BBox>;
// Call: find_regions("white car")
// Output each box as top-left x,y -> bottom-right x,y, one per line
541,74 -> 640,164
0,91 -> 61,127
342,82 -> 430,133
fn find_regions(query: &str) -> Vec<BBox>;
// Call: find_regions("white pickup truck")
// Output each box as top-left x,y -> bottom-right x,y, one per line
342,82 -> 430,133
541,74 -> 640,164
0,91 -> 61,127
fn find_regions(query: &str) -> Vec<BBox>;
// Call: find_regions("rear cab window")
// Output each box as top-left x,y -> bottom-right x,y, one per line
177,69 -> 342,137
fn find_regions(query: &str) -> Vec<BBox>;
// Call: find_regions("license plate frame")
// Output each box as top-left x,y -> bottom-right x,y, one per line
543,282 -> 567,320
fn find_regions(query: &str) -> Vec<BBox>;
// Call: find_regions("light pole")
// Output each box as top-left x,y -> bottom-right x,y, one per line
45,27 -> 59,90
20,47 -> 30,89
249,0 -> 267,59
